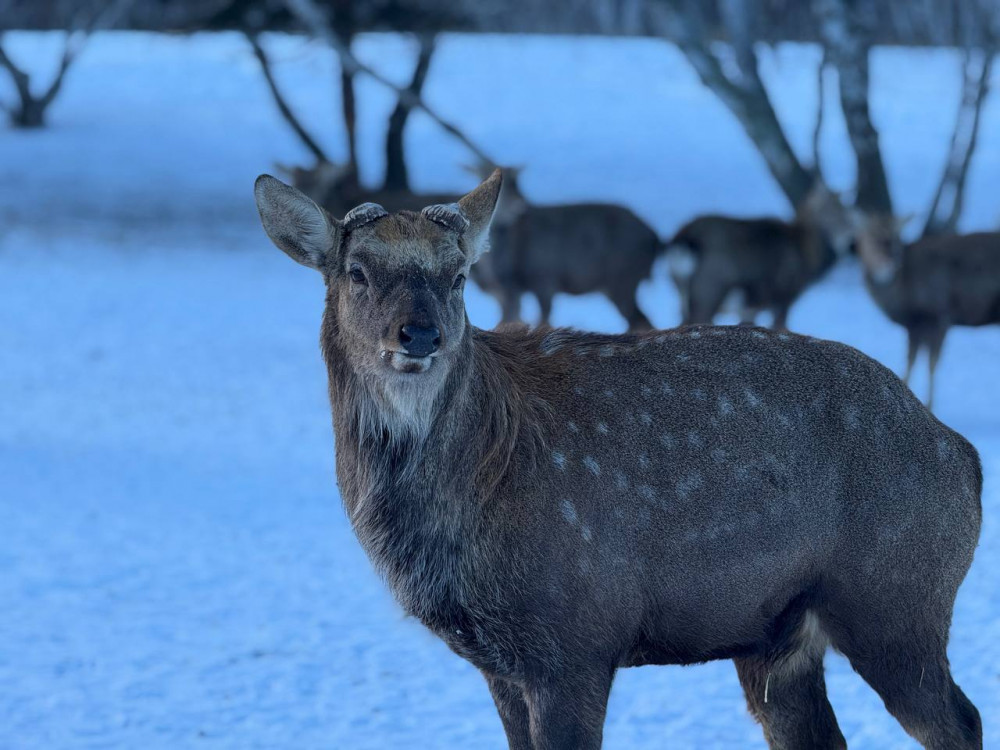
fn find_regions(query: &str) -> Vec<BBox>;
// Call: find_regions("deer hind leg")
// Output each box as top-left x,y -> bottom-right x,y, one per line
925,324 -> 948,412
825,619 -> 980,749
536,291 -> 554,327
735,613 -> 846,750
686,272 -> 729,326
608,286 -> 653,332
904,327 -> 921,386
499,289 -> 523,325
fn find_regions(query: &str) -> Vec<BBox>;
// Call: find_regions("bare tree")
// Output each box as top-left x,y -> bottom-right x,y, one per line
811,47 -> 828,178
813,0 -> 893,214
245,30 -> 332,165
281,0 -> 494,165
0,0 -> 132,128
647,0 -> 816,208
383,33 -> 437,191
922,1 -> 996,237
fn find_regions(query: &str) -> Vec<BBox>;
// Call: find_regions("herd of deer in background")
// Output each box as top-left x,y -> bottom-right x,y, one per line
283,157 -> 1000,413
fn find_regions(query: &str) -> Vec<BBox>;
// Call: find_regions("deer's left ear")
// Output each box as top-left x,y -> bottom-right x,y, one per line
457,168 -> 502,263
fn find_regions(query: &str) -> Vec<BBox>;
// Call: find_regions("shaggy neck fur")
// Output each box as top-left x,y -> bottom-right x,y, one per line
321,311 -> 549,629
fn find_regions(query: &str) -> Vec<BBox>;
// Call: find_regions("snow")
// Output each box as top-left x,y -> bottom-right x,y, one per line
1,31 -> 998,749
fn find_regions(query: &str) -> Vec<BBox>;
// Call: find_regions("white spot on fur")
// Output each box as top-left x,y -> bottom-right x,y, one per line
552,452 -> 567,470
567,421 -> 579,433
661,381 -> 674,396
843,404 -> 861,430
744,388 -> 763,408
689,329 -> 701,339
655,334 -> 669,344
637,484 -> 656,501
711,447 -> 727,463
583,456 -> 601,476
612,469 -> 628,491
688,430 -> 704,449
603,389 -> 615,399
638,453 -> 650,469
639,412 -> 653,427
596,422 -> 609,435
751,330 -> 768,339
599,345 -> 615,357
692,388 -> 707,401
676,472 -> 703,500
718,395 -> 734,417
581,525 -> 593,542
561,500 -> 578,525
778,333 -> 791,342
641,384 -> 652,398
660,433 -> 676,449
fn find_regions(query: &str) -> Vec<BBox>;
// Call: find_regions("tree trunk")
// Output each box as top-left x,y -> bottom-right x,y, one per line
814,0 -> 893,214
650,0 -> 815,209
923,46 -> 994,237
383,34 -> 437,192
336,28 -> 359,183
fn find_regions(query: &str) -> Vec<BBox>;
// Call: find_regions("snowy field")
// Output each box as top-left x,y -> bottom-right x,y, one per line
0,31 -> 998,749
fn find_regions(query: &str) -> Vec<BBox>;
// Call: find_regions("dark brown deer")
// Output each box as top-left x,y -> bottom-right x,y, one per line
254,169 -> 982,750
469,166 -> 662,330
666,184 -> 855,330
856,214 -> 1000,410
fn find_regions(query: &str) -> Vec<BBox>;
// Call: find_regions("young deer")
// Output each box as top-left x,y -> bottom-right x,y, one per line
470,167 -> 662,330
254,169 -> 982,750
856,215 -> 1000,410
666,184 -> 855,330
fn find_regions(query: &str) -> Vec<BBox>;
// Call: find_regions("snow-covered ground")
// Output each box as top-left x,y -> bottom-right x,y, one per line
0,31 -> 997,749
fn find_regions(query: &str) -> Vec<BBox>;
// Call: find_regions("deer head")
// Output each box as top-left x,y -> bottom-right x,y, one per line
254,168 -> 502,391
795,182 -> 857,258
853,212 -> 912,285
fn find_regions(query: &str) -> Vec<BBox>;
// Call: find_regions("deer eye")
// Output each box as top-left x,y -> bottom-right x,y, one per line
349,267 -> 367,285
452,274 -> 466,290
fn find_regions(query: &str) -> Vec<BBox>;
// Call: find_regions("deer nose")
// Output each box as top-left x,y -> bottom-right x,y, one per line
399,324 -> 440,357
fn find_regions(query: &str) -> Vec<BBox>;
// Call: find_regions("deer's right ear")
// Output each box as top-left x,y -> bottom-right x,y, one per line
254,174 -> 341,270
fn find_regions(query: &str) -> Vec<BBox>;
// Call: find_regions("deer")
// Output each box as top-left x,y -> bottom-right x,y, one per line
665,183 -> 856,330
855,214 -> 1000,411
254,168 -> 982,750
468,166 -> 663,331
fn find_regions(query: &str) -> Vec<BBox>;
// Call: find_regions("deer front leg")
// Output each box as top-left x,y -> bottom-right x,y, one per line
523,667 -> 614,750
485,674 -> 534,750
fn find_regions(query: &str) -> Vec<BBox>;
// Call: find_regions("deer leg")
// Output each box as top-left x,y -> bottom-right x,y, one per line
831,632 -> 980,749
608,287 -> 653,332
770,303 -> 790,332
903,328 -> 921,386
735,650 -> 845,749
499,289 -> 522,325
485,674 -> 533,750
925,325 -> 948,412
536,292 -> 554,327
523,667 -> 614,750
687,273 -> 729,326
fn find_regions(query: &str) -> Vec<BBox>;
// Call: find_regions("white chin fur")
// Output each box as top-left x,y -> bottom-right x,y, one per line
381,350 -> 434,374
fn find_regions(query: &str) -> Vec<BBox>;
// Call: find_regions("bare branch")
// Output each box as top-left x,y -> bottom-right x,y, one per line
811,47 -> 828,179
245,31 -> 331,165
923,45 -> 994,236
814,0 -> 893,214
281,0 -> 494,166
649,0 -> 814,207
383,33 -> 437,192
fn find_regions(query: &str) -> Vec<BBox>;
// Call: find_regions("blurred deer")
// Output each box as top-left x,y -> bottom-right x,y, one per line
467,164 -> 663,330
855,215 -> 1000,410
665,184 -> 856,330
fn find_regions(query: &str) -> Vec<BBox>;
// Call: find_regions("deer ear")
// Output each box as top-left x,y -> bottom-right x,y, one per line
254,174 -> 341,270
457,168 -> 502,263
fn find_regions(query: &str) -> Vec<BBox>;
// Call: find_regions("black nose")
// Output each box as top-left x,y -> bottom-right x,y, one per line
399,324 -> 440,357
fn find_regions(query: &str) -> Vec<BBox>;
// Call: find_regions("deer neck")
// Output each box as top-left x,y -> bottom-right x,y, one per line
321,322 -> 531,623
